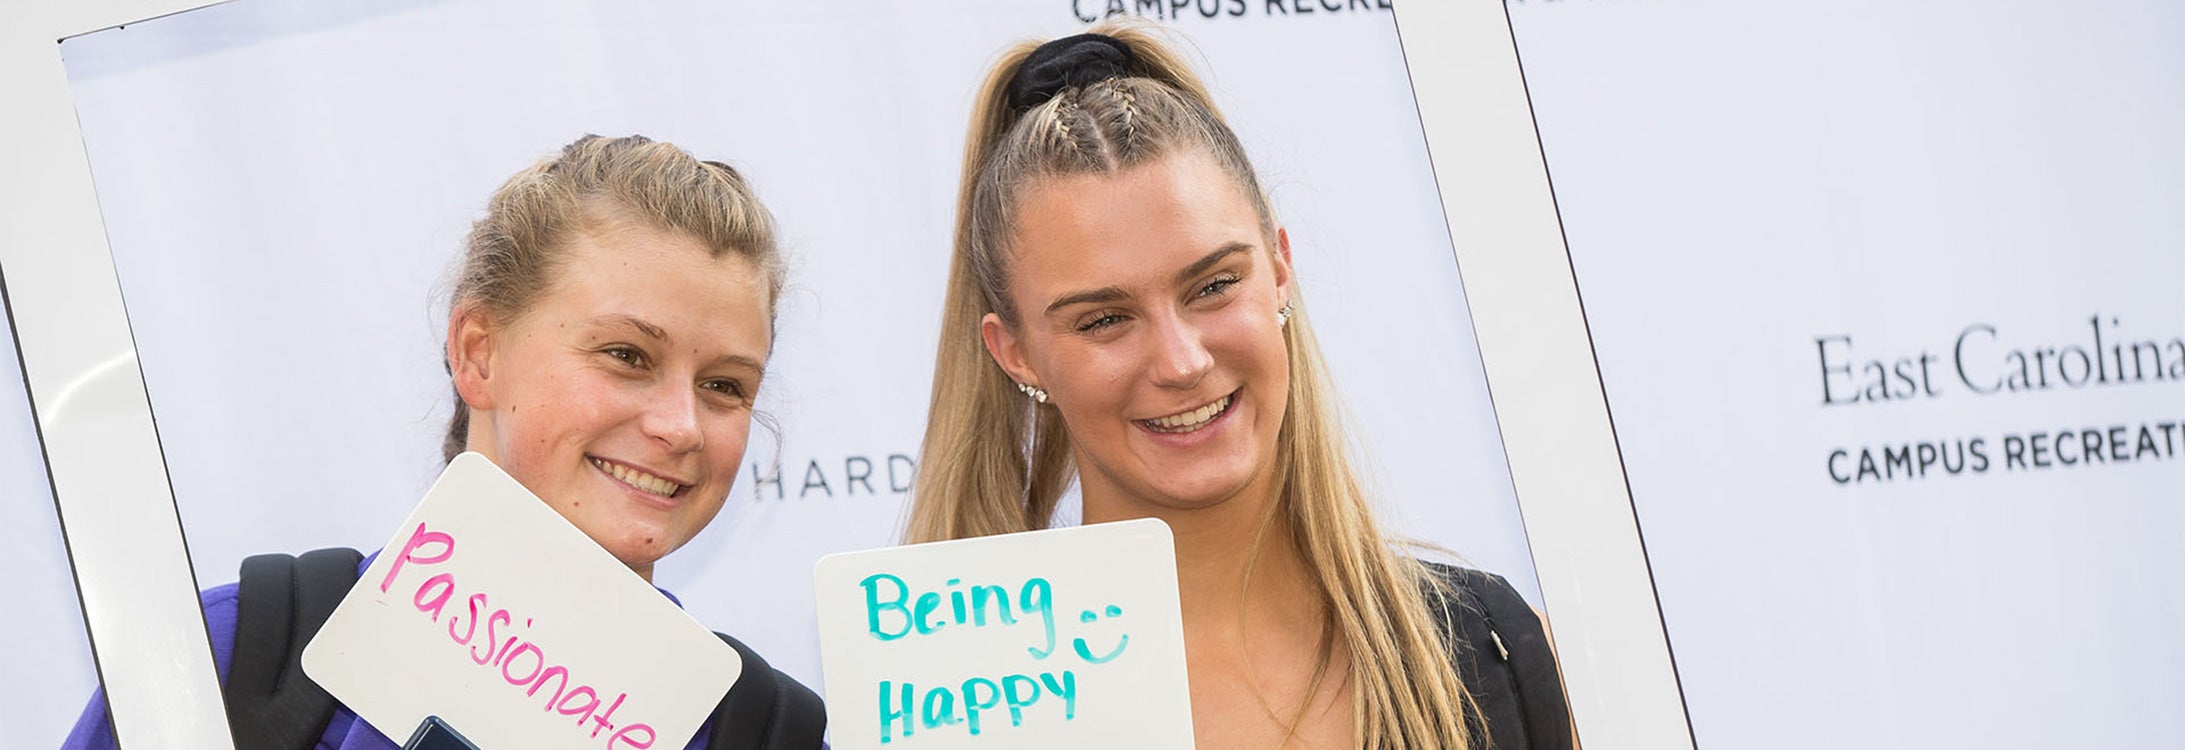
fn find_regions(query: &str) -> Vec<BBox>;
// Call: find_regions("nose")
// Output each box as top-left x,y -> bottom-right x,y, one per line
1147,309 -> 1213,390
641,383 -> 705,454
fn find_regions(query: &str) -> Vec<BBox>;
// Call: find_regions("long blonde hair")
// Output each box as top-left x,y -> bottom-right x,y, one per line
906,20 -> 1479,748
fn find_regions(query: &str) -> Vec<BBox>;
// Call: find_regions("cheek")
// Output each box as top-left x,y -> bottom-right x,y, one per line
704,416 -> 756,478
507,372 -> 625,456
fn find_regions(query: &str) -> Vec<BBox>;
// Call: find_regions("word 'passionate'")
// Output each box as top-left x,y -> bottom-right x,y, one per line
380,523 -> 657,749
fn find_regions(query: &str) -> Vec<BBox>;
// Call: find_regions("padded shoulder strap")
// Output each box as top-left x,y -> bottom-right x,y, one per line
228,547 -> 364,750
1423,562 -> 1575,750
708,632 -> 828,750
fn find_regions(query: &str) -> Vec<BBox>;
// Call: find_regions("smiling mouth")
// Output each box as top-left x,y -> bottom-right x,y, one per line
1138,393 -> 1235,434
589,457 -> 687,498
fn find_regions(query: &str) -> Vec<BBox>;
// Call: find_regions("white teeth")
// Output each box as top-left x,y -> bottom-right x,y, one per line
592,458 -> 679,498
1145,395 -> 1232,433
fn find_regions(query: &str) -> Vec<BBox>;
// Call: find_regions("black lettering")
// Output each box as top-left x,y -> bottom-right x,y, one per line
2030,432 -> 2052,468
1918,352 -> 1941,396
2058,346 -> 2093,386
2127,341 -> 2163,381
1229,0 -> 1248,16
1883,445 -> 1914,479
2054,430 -> 2079,466
1941,441 -> 1967,474
1321,0 -> 1342,11
2003,435 -> 2026,470
2138,426 -> 2162,460
1293,0 -> 1313,14
888,454 -> 918,493
1266,0 -> 1286,13
1955,325 -> 1999,395
2080,430 -> 2103,464
2109,426 -> 2129,462
800,459 -> 833,499
1968,437 -> 1990,473
1861,361 -> 1891,402
750,461 -> 784,500
1818,336 -> 1857,404
846,456 -> 877,496
1915,443 -> 1938,476
2004,350 -> 2032,391
2092,315 -> 2109,383
1828,449 -> 1852,484
1857,449 -> 1881,482
1074,0 -> 1098,22
1137,0 -> 1163,17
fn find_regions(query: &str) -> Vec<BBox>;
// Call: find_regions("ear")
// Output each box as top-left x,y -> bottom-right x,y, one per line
447,303 -> 499,412
1271,227 -> 1295,303
980,312 -> 1040,391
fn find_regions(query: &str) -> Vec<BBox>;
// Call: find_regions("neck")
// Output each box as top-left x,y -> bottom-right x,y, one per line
1079,465 -> 1320,631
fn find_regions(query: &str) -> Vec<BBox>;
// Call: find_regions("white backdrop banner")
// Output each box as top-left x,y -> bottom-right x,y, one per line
1510,1 -> 2185,747
53,0 -> 1534,703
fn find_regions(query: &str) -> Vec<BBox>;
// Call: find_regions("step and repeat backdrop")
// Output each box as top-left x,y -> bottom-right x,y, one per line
33,2 -> 1533,742
1509,0 -> 2184,747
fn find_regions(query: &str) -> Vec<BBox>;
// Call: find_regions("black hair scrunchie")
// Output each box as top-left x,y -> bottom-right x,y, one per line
1006,33 -> 1137,113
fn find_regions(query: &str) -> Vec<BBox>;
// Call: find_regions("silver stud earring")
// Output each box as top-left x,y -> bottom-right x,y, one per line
1276,301 -> 1294,328
1017,382 -> 1049,404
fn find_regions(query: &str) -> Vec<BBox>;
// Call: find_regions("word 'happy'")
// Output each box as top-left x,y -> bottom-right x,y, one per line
860,573 -> 1135,744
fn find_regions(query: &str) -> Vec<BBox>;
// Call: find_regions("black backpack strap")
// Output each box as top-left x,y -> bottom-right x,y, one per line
707,632 -> 828,750
227,547 -> 364,750
1423,562 -> 1574,750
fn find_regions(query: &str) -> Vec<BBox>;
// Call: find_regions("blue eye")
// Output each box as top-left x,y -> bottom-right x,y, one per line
1078,313 -> 1126,332
1197,276 -> 1240,298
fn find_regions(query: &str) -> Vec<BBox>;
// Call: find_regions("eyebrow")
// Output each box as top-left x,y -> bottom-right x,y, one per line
1042,242 -> 1256,317
1173,242 -> 1254,286
594,314 -> 667,341
594,313 -> 769,378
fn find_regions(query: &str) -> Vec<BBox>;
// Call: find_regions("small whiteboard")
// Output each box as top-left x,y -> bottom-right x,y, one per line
301,453 -> 741,749
813,519 -> 1194,749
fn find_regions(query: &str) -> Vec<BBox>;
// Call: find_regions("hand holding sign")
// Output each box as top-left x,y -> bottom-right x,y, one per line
301,453 -> 742,750
814,519 -> 1194,749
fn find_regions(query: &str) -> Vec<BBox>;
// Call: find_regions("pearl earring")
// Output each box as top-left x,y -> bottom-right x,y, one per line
1276,301 -> 1294,328
1017,382 -> 1049,404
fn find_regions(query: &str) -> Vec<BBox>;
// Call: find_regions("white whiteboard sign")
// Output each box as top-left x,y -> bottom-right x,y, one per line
302,453 -> 741,749
813,519 -> 1192,749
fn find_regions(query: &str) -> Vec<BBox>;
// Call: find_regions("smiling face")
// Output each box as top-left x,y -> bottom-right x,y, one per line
982,152 -> 1293,521
451,221 -> 771,579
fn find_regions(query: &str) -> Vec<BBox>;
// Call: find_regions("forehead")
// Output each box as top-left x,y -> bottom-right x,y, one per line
532,224 -> 773,353
1008,154 -> 1264,291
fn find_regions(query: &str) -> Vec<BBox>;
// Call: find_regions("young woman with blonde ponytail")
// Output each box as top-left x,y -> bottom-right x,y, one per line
907,20 -> 1572,750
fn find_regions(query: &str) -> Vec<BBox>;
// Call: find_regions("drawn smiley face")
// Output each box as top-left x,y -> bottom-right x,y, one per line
1072,604 -> 1130,664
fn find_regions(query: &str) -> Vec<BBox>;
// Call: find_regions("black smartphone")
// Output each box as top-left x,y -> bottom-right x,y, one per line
403,716 -> 481,750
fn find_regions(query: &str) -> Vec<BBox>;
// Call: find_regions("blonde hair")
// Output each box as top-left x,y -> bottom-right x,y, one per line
441,134 -> 784,462
907,20 -> 1479,749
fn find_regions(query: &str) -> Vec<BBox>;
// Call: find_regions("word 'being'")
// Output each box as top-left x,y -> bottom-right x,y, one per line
380,523 -> 657,749
860,574 -> 1133,743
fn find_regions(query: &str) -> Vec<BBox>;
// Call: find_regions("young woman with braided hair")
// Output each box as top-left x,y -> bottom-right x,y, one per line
906,21 -> 1573,750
